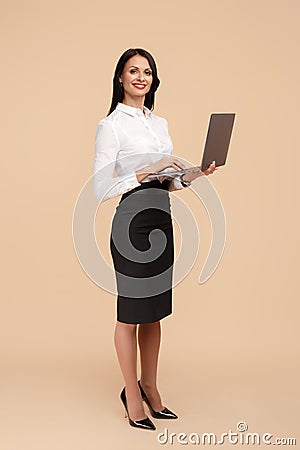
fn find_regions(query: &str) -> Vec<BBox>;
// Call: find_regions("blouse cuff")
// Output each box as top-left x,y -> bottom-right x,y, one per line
93,170 -> 141,203
168,177 -> 187,192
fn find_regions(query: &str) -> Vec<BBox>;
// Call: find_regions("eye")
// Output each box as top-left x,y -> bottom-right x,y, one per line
129,69 -> 152,75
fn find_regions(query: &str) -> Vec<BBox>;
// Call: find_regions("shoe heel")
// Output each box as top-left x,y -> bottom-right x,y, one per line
138,379 -> 178,419
120,386 -> 156,430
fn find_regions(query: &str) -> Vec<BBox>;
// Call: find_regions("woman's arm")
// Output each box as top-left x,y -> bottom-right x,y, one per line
93,120 -> 141,203
162,119 -> 218,190
135,168 -> 154,183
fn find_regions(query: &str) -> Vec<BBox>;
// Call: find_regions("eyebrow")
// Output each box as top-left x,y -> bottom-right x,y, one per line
129,65 -> 152,70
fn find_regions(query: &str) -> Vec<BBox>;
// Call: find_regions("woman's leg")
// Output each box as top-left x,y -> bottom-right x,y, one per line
138,320 -> 164,411
114,320 -> 147,421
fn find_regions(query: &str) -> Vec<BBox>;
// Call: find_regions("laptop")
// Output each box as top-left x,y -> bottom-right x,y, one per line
147,113 -> 236,177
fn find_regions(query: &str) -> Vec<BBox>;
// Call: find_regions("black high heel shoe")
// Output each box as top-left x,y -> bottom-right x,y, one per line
120,387 -> 156,430
138,380 -> 178,419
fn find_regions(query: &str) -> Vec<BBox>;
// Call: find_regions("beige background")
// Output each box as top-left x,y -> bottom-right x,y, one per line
1,0 -> 299,448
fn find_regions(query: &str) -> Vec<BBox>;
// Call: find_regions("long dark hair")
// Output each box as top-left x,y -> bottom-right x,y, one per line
106,48 -> 160,116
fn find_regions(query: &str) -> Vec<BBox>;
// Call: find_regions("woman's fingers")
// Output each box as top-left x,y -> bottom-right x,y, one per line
160,157 -> 221,174
204,161 -> 219,175
166,162 -> 185,170
166,162 -> 185,171
165,157 -> 186,170
175,160 -> 187,169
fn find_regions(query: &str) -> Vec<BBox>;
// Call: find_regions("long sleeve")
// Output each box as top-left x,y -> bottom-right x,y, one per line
93,120 -> 141,203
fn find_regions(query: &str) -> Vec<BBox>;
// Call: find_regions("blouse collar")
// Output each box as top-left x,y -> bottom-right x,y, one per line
116,102 -> 152,117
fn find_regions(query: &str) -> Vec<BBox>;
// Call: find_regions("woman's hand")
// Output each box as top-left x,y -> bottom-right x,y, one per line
146,156 -> 187,174
135,156 -> 187,183
180,161 -> 219,183
203,161 -> 219,176
135,157 -> 219,184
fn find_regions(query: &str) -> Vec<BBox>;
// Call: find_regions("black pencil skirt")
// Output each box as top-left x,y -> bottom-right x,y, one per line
110,179 -> 174,324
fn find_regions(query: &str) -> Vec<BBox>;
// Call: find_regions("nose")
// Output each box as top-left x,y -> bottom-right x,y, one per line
137,71 -> 145,82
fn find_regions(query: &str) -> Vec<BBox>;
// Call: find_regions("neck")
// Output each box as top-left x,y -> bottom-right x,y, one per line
122,95 -> 145,114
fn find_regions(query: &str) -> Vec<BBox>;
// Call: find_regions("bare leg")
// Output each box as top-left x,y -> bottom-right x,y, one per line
114,320 -> 147,421
138,320 -> 164,411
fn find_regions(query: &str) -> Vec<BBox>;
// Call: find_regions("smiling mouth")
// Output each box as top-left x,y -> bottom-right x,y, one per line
132,84 -> 146,89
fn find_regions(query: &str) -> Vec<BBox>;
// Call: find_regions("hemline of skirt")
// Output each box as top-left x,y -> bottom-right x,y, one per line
116,290 -> 172,324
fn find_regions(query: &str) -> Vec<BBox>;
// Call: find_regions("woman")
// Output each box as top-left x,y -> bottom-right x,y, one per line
93,48 -> 217,431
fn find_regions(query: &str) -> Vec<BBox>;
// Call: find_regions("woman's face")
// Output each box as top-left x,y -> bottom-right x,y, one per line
119,55 -> 153,100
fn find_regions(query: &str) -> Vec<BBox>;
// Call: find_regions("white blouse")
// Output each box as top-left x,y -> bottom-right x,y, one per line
93,101 -> 186,203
